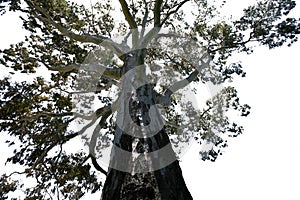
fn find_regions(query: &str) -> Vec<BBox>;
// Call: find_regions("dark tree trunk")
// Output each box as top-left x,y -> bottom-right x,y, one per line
101,133 -> 193,200
101,52 -> 193,200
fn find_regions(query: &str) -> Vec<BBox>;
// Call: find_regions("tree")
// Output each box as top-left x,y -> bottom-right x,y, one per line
0,0 -> 299,199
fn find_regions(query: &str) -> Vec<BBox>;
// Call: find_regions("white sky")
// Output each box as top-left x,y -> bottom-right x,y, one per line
1,0 -> 300,200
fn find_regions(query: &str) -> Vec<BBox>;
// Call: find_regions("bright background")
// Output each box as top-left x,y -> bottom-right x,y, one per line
1,0 -> 300,199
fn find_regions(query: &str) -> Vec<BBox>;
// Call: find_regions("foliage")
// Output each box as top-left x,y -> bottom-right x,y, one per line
0,0 -> 299,199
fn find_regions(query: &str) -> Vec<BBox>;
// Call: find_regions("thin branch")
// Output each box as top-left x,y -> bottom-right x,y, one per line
26,0 -> 125,59
31,142 -> 59,170
74,104 -> 112,120
6,118 -> 103,179
122,29 -> 132,46
88,109 -> 112,176
29,117 -> 98,170
119,0 -> 137,29
140,0 -> 149,39
138,0 -> 164,48
90,155 -> 107,175
18,111 -> 72,123
65,86 -> 110,95
208,32 -> 255,53
161,0 -> 190,26
200,106 -> 212,118
45,63 -> 122,79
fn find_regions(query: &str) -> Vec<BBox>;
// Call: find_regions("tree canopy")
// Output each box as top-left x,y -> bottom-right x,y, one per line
0,0 -> 299,199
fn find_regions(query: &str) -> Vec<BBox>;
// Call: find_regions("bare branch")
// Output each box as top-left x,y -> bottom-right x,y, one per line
165,70 -> 199,97
91,155 -> 107,175
154,0 -> 163,27
163,52 -> 211,98
119,0 -> 137,29
141,27 -> 161,48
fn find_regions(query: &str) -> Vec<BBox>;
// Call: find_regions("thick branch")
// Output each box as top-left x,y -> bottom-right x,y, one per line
165,70 -> 199,97
154,0 -> 163,27
119,0 -> 137,29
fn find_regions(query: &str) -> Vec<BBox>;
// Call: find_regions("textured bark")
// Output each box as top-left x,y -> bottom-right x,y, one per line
101,53 -> 193,200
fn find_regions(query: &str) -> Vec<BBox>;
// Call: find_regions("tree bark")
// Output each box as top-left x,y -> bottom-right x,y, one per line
101,52 -> 193,200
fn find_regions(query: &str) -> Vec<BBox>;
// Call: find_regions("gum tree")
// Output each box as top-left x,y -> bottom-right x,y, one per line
0,0 -> 299,199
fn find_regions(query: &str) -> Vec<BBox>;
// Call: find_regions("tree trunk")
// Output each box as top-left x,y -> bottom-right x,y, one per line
101,52 -> 193,200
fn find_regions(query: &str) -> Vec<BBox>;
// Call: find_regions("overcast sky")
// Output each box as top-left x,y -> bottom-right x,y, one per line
1,0 -> 300,200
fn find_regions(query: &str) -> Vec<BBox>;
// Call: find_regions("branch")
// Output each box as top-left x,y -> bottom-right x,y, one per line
74,104 -> 112,120
66,86 -> 110,95
142,0 -> 149,28
90,155 -> 107,175
88,107 -> 113,176
46,63 -> 122,79
18,111 -> 72,123
161,0 -> 190,26
155,33 -> 184,40
200,106 -> 212,118
154,0 -> 163,27
138,0 -> 164,48
140,0 -> 149,39
140,0 -> 189,47
119,0 -> 137,29
164,52 -> 210,98
8,107 -> 109,177
208,32 -> 255,53
86,98 -> 121,175
45,63 -> 80,73
26,0 -> 125,59
165,70 -> 199,97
